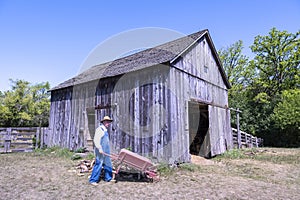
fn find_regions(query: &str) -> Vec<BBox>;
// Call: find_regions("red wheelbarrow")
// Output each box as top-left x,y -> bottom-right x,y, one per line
103,149 -> 159,182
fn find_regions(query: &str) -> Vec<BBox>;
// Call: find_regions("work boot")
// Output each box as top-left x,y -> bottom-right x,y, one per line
90,182 -> 99,186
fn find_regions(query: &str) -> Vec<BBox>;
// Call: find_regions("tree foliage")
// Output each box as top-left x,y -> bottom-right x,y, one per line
272,89 -> 300,129
218,40 -> 254,131
219,28 -> 300,147
250,28 -> 300,97
0,79 -> 50,127
218,40 -> 253,86
271,89 -> 300,147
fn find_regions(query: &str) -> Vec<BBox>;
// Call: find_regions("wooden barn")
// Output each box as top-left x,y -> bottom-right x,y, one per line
49,29 -> 232,163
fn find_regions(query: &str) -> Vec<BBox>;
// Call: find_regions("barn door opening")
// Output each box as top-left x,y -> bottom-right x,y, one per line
188,102 -> 209,157
86,105 -> 114,150
95,104 -> 118,152
86,107 -> 96,151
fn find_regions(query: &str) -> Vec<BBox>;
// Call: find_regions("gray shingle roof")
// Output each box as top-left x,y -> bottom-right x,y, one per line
51,29 -> 230,90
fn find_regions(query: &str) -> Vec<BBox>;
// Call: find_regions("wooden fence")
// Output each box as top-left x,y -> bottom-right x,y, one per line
232,128 -> 263,148
0,127 -> 49,153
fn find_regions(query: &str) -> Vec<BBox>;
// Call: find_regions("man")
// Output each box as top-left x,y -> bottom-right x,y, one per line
89,116 -> 113,186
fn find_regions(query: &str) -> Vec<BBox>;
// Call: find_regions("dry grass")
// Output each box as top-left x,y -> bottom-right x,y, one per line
0,147 -> 299,200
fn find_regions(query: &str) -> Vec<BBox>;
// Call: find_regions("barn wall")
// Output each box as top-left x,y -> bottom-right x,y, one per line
105,65 -> 174,162
49,81 -> 97,150
171,36 -> 232,159
49,87 -> 72,148
49,66 -> 175,160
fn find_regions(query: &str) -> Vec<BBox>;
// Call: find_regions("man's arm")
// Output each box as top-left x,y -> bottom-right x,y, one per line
93,127 -> 105,153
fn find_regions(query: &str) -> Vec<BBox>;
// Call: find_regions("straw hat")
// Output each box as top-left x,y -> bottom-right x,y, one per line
100,116 -> 113,123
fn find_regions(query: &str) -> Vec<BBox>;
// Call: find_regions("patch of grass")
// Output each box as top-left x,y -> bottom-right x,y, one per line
86,152 -> 95,160
214,148 -> 248,160
71,154 -> 82,160
34,146 -> 73,159
125,146 -> 132,151
157,163 -> 175,176
214,148 -> 300,165
55,148 -> 74,158
34,146 -> 97,162
74,147 -> 87,153
157,162 -> 201,177
179,163 -> 201,172
253,152 -> 300,164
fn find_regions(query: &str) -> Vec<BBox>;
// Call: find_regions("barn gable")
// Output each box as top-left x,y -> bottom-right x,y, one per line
49,29 -> 232,163
172,36 -> 228,89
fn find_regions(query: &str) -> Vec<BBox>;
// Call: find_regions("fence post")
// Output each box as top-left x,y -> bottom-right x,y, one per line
255,137 -> 258,147
250,135 -> 253,148
236,108 -> 242,149
42,127 -> 49,148
40,127 -> 44,149
4,128 -> 12,153
230,108 -> 242,149
35,128 -> 40,149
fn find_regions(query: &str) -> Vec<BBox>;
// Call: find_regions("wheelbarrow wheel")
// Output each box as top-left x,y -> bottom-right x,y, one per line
115,173 -> 119,183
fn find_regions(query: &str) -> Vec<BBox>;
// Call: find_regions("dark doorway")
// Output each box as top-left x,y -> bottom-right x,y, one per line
86,107 -> 96,150
188,102 -> 209,156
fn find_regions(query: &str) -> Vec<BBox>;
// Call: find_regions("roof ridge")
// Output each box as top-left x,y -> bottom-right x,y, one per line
83,29 -> 208,72
50,29 -> 229,91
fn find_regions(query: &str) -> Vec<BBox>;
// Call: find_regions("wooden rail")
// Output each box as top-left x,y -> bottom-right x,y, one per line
232,128 -> 263,148
0,127 -> 49,153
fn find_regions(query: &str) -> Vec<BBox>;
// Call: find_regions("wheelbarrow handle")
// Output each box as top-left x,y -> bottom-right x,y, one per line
101,152 -> 118,160
101,152 -> 109,156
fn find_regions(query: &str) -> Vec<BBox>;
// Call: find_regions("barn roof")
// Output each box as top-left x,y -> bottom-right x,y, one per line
51,29 -> 230,91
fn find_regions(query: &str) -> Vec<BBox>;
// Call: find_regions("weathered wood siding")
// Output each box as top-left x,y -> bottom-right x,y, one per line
172,36 -> 232,158
107,66 -> 173,162
49,81 -> 97,150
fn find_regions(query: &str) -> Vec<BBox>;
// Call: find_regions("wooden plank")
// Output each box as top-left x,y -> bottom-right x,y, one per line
11,148 -> 33,153
63,93 -> 70,149
11,142 -> 33,145
11,127 -> 37,131
11,132 -> 36,136
13,137 -> 33,141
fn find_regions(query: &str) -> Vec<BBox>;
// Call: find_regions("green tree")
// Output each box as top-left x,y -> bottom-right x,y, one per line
219,28 -> 300,147
31,82 -> 51,126
272,89 -> 300,129
218,41 -> 254,131
271,89 -> 300,147
218,40 -> 253,86
3,80 -> 32,126
249,28 -> 300,146
0,79 -> 50,127
250,28 -> 300,97
0,91 -> 10,126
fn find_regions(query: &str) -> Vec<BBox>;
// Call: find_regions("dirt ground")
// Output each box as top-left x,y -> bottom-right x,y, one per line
0,148 -> 299,200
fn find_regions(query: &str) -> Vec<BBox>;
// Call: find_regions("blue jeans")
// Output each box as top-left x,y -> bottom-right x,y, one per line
89,157 -> 112,183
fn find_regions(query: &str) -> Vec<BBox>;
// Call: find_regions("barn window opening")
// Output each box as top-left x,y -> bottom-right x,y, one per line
188,102 -> 209,156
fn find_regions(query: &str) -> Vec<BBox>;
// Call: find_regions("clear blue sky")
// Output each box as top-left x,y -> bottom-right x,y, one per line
0,0 -> 299,91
